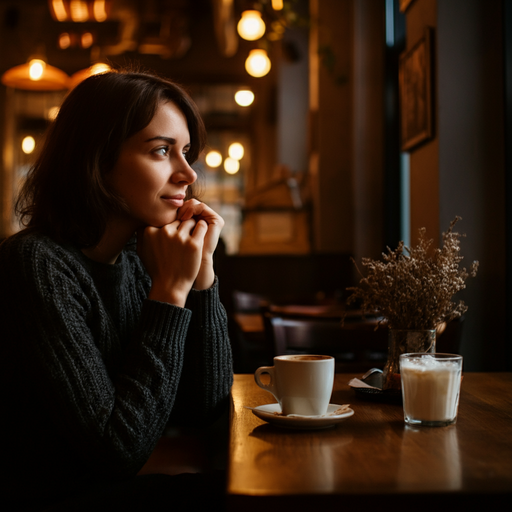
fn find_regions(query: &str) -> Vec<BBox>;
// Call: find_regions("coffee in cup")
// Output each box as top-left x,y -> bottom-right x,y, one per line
254,354 -> 335,416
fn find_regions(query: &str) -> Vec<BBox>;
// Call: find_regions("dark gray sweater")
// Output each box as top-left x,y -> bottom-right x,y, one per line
0,230 -> 233,508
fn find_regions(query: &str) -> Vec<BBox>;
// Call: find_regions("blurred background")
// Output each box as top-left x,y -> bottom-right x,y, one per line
0,0 -> 509,372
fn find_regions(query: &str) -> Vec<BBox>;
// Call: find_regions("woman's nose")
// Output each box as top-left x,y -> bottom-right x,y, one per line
172,160 -> 197,185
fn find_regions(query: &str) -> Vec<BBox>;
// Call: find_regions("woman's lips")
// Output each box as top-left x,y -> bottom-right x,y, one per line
161,195 -> 185,208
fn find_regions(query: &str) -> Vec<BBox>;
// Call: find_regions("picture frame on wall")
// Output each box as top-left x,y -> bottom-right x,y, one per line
399,27 -> 434,152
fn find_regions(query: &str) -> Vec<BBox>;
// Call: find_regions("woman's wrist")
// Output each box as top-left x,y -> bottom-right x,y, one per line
148,283 -> 189,308
193,257 -> 215,291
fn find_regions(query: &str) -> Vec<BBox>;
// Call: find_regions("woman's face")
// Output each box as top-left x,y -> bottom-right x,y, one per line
108,100 -> 197,228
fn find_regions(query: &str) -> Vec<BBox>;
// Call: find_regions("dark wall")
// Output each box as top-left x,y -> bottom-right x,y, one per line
216,252 -> 356,314
437,0 -> 507,370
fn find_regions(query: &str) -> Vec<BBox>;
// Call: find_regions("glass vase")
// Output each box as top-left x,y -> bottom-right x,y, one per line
382,329 -> 436,391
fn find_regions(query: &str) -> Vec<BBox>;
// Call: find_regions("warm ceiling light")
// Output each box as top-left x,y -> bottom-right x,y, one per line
228,142 -> 244,160
272,0 -> 284,10
29,59 -> 46,81
224,157 -> 240,174
1,59 -> 70,90
93,0 -> 107,22
47,106 -> 60,120
70,0 -> 88,22
22,136 -> 36,155
59,32 -> 71,49
81,32 -> 94,48
205,150 -> 223,168
49,1 -> 111,22
90,62 -> 110,74
69,62 -> 111,89
234,90 -> 254,106
50,0 -> 68,21
245,49 -> 271,77
237,10 -> 266,41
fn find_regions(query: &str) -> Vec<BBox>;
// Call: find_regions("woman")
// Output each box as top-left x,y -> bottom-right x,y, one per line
0,69 -> 233,510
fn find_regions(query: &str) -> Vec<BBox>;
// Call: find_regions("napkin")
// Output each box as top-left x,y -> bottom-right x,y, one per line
348,377 -> 380,390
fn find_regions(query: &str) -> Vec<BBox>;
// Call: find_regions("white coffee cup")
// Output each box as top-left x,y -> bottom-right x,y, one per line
254,354 -> 335,416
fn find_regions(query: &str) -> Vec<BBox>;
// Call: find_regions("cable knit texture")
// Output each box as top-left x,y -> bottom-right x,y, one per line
0,230 -> 233,509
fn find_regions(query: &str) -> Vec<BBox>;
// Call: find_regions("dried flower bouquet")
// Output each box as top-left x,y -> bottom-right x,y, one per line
346,217 -> 479,331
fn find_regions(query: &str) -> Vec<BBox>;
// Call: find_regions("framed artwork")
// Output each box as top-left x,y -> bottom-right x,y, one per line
399,28 -> 434,152
399,0 -> 415,13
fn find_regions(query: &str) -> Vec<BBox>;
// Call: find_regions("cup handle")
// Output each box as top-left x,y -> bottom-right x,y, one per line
254,366 -> 278,400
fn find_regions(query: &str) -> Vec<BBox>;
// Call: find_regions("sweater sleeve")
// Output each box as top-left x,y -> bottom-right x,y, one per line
1,235 -> 193,477
170,277 -> 234,425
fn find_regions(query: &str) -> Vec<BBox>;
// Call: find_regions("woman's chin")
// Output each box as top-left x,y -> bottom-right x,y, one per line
148,214 -> 178,228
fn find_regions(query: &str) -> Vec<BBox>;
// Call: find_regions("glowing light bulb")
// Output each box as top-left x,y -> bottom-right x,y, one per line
228,143 -> 244,160
205,150 -> 222,168
224,158 -> 240,174
52,0 -> 68,21
81,32 -> 94,48
90,63 -> 111,75
59,33 -> 71,49
237,10 -> 266,41
245,49 -> 271,78
93,0 -> 108,22
29,59 -> 46,81
234,90 -> 254,107
272,0 -> 284,10
22,136 -> 35,154
48,106 -> 60,120
70,0 -> 89,22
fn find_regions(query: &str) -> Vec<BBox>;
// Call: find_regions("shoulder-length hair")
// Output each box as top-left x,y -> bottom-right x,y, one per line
15,69 -> 206,247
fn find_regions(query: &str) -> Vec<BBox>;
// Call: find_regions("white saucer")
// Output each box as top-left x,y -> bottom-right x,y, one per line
251,403 -> 354,430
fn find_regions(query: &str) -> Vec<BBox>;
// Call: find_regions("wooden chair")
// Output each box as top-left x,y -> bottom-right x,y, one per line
228,291 -> 274,373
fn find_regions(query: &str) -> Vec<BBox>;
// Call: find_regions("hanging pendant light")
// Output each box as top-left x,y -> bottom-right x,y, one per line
69,62 -> 111,89
245,49 -> 271,77
228,142 -> 244,160
48,0 -> 111,23
1,58 -> 69,91
234,89 -> 255,106
237,10 -> 266,41
224,157 -> 240,174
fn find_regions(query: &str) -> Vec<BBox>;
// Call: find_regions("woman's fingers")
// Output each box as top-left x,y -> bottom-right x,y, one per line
137,218 -> 207,307
191,219 -> 209,238
177,199 -> 225,229
138,203 -> 221,304
177,199 -> 224,258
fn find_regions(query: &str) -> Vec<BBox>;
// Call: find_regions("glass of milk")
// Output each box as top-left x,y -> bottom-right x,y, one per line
400,353 -> 463,427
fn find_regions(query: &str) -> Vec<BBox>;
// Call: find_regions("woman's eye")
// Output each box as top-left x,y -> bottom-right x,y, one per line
154,146 -> 169,156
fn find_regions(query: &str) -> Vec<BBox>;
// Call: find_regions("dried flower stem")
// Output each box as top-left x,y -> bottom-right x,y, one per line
346,217 -> 479,330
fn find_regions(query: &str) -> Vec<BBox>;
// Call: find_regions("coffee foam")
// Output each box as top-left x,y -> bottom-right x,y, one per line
286,355 -> 331,361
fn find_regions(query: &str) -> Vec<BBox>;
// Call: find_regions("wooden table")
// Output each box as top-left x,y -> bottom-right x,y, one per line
227,373 -> 512,510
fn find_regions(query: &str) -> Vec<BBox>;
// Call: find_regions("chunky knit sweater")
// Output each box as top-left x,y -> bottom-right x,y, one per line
0,230 -> 233,508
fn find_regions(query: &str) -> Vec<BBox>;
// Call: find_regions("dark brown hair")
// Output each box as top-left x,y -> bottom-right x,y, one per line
15,69 -> 206,247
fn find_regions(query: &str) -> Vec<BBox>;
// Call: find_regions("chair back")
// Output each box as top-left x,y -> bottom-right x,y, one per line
263,309 -> 389,372
232,290 -> 268,313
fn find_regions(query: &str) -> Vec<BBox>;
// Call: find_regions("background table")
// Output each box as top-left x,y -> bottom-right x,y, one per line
227,373 -> 512,510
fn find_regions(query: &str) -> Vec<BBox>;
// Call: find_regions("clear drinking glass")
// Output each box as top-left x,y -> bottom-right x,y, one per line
400,353 -> 463,427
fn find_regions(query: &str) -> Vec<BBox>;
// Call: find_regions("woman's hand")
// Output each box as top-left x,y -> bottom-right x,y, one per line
177,199 -> 224,290
137,218 -> 208,307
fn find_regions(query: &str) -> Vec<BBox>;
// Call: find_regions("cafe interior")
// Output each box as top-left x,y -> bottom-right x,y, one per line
1,0 -> 508,373
0,0 -> 510,506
